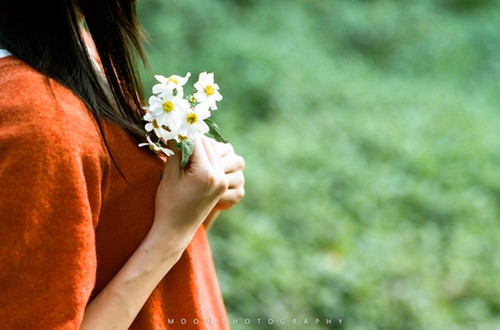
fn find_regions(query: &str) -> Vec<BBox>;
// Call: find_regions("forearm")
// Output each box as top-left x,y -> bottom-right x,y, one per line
79,137 -> 231,329
80,231 -> 184,330
203,208 -> 221,230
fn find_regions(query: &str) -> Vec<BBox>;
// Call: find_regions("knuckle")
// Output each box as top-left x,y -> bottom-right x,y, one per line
235,187 -> 245,200
217,175 -> 229,192
203,169 -> 228,193
235,155 -> 245,170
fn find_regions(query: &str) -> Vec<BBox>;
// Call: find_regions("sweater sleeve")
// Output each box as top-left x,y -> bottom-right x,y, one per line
0,72 -> 109,329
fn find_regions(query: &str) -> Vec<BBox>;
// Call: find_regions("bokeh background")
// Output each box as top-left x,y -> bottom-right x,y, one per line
137,0 -> 500,329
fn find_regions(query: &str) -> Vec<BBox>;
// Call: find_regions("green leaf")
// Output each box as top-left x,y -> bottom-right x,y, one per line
175,140 -> 195,167
205,119 -> 229,143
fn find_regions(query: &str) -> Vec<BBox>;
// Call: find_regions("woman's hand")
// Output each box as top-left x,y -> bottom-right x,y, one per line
203,139 -> 245,229
213,141 -> 245,211
152,136 -> 229,250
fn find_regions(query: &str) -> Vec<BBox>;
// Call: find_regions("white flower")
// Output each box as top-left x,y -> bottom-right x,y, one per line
138,135 -> 175,156
144,117 -> 176,141
176,105 -> 211,140
144,115 -> 161,133
140,71 -> 226,164
153,73 -> 191,98
193,72 -> 223,111
147,94 -> 189,130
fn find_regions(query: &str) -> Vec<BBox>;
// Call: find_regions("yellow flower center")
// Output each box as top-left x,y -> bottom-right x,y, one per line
162,101 -> 174,113
152,119 -> 160,129
168,77 -> 178,84
205,85 -> 215,96
186,113 -> 198,124
177,134 -> 189,141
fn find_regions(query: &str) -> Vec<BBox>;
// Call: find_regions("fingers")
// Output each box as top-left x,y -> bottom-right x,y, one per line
213,141 -> 245,174
200,137 -> 224,175
185,137 -> 209,174
214,142 -> 245,210
162,137 -> 237,203
215,187 -> 245,211
216,170 -> 245,209
225,171 -> 245,189
182,137 -> 228,195
214,140 -> 233,157
221,153 -> 245,174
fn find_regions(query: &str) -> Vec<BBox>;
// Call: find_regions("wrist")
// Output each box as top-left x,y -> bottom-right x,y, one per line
144,220 -> 196,263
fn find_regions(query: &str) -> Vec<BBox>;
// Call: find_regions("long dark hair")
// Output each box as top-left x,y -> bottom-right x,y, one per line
0,0 -> 147,141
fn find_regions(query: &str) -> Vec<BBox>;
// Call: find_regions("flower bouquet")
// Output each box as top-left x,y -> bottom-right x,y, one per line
139,72 -> 228,166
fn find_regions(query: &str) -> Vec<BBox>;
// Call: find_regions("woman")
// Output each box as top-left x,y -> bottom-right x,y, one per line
0,0 -> 245,329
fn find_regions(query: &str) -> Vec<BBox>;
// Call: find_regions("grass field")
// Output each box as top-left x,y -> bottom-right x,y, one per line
138,0 -> 500,328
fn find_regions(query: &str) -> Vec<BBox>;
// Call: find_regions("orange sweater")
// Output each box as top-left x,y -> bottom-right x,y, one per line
0,56 -> 229,329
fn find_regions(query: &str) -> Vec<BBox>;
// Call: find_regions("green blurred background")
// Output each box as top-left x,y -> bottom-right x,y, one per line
137,0 -> 500,328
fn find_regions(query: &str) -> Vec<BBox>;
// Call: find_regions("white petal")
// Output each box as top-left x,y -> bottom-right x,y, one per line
171,72 -> 191,86
193,91 -> 207,102
153,83 -> 171,95
196,120 -> 209,135
193,81 -> 204,93
143,112 -> 155,121
154,75 -> 168,84
149,95 -> 163,106
214,92 -> 223,102
194,103 -> 211,117
160,147 -> 175,157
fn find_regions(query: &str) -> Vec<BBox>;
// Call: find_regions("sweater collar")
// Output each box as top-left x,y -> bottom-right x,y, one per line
0,49 -> 12,59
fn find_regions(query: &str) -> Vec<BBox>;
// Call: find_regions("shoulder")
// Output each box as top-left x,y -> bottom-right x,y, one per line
0,57 -> 112,229
0,56 -> 111,206
0,56 -> 107,157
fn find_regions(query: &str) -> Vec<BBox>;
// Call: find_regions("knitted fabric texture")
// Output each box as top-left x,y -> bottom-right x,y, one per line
0,56 -> 229,329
